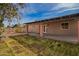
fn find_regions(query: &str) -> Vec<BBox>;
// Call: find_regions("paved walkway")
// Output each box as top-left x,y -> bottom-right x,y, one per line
1,32 -> 27,37
4,37 -> 36,56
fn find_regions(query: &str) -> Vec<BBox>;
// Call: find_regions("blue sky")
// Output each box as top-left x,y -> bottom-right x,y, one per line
3,3 -> 79,27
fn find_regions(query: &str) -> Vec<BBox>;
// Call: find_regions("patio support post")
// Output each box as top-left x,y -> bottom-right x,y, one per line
26,24 -> 28,34
77,20 -> 79,42
40,24 -> 43,37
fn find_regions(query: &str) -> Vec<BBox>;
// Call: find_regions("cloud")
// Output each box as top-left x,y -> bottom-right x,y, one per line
50,3 -> 79,14
36,3 -> 79,20
19,3 -> 79,23
52,3 -> 77,10
25,4 -> 37,14
57,7 -> 79,13
18,4 -> 38,17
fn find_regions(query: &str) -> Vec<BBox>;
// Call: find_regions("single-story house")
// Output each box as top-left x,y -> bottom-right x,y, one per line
24,13 -> 79,43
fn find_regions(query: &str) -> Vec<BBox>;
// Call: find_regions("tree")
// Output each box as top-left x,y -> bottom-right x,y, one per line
0,3 -> 25,27
0,3 -> 25,34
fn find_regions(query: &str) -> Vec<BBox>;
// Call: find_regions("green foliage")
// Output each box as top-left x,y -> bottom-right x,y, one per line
0,3 -> 24,27
0,27 -> 4,35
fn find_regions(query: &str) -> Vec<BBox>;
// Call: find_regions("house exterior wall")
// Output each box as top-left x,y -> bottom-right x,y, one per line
43,20 -> 77,36
28,23 -> 40,33
41,19 -> 78,43
26,19 -> 77,37
27,23 -> 40,36
24,18 -> 78,43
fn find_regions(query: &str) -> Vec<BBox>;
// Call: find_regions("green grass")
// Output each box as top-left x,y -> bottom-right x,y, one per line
10,35 -> 79,56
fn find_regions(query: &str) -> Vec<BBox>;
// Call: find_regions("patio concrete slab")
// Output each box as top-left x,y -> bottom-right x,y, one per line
44,35 -> 78,43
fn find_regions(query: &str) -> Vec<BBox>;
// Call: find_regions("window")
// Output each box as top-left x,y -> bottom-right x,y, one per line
43,25 -> 48,33
61,22 -> 69,30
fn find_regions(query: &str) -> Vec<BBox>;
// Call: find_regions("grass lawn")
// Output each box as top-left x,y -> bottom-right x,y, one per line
0,39 -> 14,56
4,37 -> 36,56
10,35 -> 79,56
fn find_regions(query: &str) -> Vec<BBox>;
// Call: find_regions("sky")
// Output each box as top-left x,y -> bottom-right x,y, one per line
3,3 -> 79,27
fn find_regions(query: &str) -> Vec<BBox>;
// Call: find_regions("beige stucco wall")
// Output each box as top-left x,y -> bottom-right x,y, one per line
28,23 -> 40,33
25,19 -> 77,37
44,20 -> 77,36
